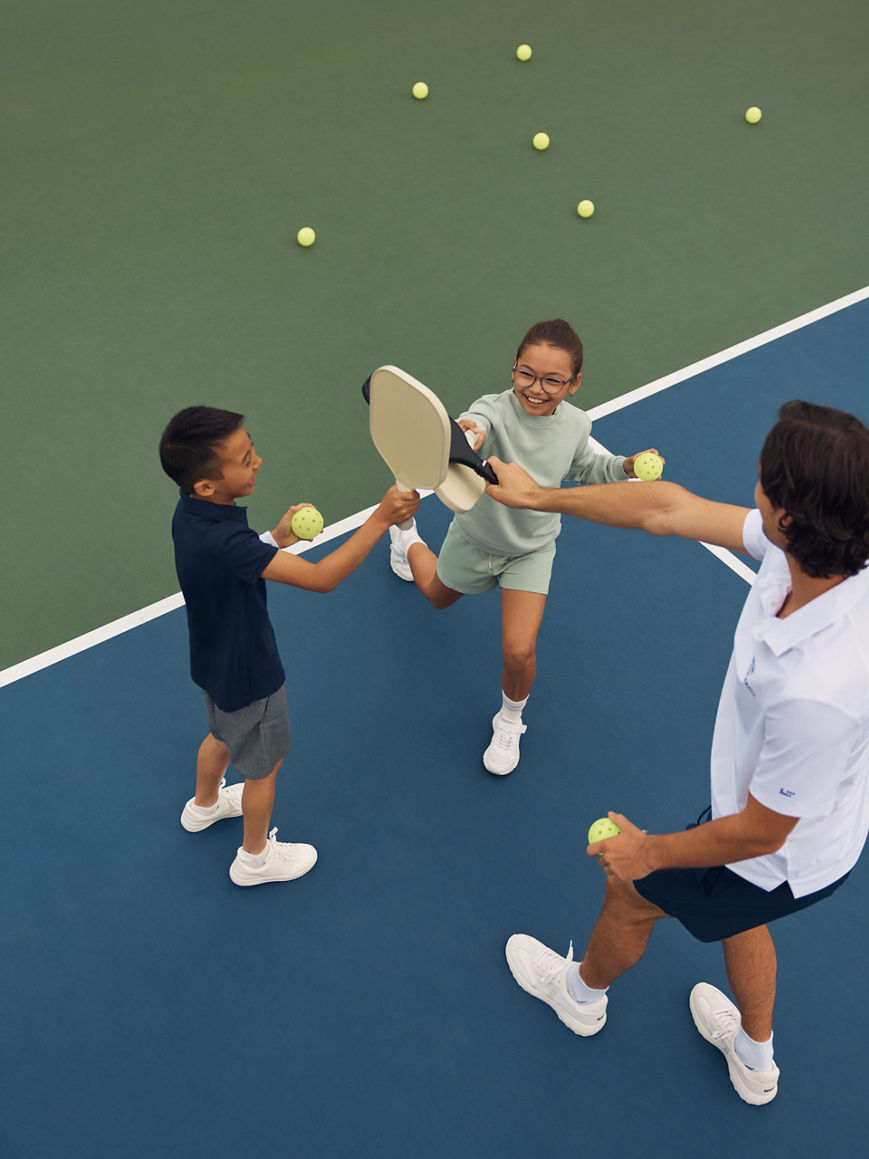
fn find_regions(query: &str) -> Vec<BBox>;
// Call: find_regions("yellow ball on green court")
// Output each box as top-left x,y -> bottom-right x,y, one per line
745,106 -> 762,124
633,451 -> 664,481
296,227 -> 316,247
516,44 -> 532,61
532,131 -> 550,151
291,506 -> 324,539
588,817 -> 621,845
412,81 -> 429,100
577,199 -> 595,218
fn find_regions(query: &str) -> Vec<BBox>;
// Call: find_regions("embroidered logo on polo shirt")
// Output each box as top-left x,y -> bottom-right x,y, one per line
742,656 -> 757,698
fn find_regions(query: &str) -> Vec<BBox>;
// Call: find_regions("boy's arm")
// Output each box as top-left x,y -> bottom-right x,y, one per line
261,486 -> 419,592
485,457 -> 751,554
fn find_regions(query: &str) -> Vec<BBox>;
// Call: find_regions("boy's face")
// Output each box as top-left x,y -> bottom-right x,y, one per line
511,342 -> 580,418
192,427 -> 262,505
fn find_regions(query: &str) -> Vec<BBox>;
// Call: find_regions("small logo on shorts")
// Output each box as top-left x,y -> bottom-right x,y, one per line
779,788 -> 796,798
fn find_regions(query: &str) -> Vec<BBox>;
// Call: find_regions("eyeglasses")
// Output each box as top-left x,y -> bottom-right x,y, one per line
511,363 -> 576,395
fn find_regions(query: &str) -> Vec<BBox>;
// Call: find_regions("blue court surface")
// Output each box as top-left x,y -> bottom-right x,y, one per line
2,298 -> 868,1158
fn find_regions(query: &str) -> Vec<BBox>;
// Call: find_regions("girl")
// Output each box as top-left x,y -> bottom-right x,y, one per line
389,319 -> 659,774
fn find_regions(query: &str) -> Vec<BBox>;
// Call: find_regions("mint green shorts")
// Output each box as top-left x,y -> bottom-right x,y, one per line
435,521 -> 557,596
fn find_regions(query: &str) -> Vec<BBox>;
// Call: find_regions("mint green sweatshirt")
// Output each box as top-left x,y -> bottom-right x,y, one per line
454,389 -> 627,556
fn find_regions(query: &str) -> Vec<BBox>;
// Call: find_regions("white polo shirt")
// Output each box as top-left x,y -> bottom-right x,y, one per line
710,509 -> 869,897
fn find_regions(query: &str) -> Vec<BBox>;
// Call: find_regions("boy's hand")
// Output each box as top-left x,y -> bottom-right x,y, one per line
623,449 -> 665,479
458,419 -> 485,452
376,485 -> 420,527
272,502 -> 317,549
587,813 -> 654,882
484,456 -> 545,509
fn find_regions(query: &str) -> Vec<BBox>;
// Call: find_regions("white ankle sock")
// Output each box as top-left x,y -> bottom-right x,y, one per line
500,692 -> 528,724
238,845 -> 267,867
735,1027 -> 774,1070
189,800 -> 219,815
566,962 -> 608,1005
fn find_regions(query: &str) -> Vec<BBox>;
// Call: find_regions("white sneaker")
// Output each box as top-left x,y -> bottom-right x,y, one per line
229,827 -> 318,887
180,778 -> 244,832
388,524 -> 416,581
505,934 -> 607,1036
483,713 -> 526,775
689,983 -> 780,1105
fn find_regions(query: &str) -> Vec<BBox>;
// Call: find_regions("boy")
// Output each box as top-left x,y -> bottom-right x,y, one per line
159,406 -> 419,887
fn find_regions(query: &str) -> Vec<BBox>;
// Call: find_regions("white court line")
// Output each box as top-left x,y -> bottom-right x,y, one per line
2,286 -> 866,688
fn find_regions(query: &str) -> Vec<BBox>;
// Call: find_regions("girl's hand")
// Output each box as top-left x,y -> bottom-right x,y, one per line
458,419 -> 486,453
624,449 -> 664,479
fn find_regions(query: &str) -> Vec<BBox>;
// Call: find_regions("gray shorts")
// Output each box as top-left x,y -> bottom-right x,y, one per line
435,521 -> 557,595
201,684 -> 291,780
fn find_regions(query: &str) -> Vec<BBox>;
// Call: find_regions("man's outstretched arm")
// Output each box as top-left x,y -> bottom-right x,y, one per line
485,457 -> 752,554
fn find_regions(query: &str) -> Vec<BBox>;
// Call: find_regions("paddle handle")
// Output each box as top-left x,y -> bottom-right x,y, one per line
397,481 -> 414,530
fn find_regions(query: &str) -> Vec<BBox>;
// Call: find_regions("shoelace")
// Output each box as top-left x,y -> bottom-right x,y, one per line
533,939 -> 574,983
707,1006 -> 740,1044
492,720 -> 526,749
265,827 -> 298,860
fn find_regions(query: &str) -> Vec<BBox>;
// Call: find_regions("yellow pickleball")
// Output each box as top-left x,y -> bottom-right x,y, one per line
516,44 -> 532,61
633,452 -> 664,480
290,506 -> 324,540
588,817 -> 621,845
296,227 -> 316,247
745,106 -> 762,124
532,131 -> 550,151
577,199 -> 595,218
412,81 -> 429,100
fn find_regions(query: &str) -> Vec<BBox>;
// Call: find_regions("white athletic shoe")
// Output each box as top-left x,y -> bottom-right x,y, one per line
689,983 -> 780,1105
388,524 -> 416,582
483,713 -> 526,775
229,827 -> 318,887
505,935 -> 607,1036
180,778 -> 244,832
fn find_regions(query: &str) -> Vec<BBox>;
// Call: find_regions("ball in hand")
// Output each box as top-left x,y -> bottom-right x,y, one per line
291,506 -> 324,540
633,451 -> 664,481
588,817 -> 621,845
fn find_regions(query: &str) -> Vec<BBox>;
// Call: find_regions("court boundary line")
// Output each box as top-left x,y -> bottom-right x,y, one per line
2,284 -> 866,689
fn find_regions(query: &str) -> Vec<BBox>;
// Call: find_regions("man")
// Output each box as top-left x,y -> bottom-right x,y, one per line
486,400 -> 869,1104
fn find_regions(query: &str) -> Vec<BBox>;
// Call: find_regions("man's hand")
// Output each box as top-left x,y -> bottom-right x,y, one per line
587,813 -> 655,882
485,456 -> 546,509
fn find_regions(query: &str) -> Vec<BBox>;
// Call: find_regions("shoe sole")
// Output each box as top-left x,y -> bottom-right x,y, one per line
505,938 -> 606,1037
229,850 -> 318,886
689,987 -> 778,1105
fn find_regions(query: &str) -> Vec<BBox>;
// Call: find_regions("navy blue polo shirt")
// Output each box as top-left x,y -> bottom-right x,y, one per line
171,490 -> 284,712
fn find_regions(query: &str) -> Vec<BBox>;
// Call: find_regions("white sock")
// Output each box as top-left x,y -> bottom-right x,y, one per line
734,1027 -> 774,1071
566,962 -> 608,1005
237,845 -> 267,867
189,799 -> 219,815
500,692 -> 528,724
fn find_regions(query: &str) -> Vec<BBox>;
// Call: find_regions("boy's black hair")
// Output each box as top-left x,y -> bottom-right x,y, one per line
516,319 -> 584,377
760,400 -> 869,578
159,406 -> 245,494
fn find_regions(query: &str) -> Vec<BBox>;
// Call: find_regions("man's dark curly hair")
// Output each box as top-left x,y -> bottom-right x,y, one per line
759,400 -> 869,578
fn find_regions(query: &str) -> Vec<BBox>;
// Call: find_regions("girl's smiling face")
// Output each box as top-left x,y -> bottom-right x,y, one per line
511,342 -> 581,417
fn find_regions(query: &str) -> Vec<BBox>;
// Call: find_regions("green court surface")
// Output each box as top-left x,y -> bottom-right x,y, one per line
3,0 -> 868,669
